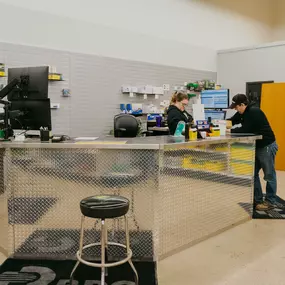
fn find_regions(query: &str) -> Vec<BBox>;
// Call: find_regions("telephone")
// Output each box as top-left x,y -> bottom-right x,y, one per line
51,135 -> 70,143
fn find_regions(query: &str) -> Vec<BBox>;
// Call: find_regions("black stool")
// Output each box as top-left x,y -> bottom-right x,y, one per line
70,195 -> 139,285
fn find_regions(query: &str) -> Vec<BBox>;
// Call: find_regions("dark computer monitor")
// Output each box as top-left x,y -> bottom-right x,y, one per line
10,99 -> 52,131
7,66 -> 49,100
201,89 -> 229,109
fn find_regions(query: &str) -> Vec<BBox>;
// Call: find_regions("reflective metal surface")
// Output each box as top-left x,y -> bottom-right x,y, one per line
0,134 -> 261,149
5,148 -> 157,261
158,140 -> 255,259
1,136 -> 257,264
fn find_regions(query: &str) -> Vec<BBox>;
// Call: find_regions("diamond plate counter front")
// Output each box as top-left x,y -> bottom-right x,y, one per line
5,147 -> 158,261
1,136 -> 258,267
158,140 -> 256,259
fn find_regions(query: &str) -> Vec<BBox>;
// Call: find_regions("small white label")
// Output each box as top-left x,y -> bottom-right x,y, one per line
155,94 -> 159,100
129,92 -> 134,97
51,103 -> 60,109
144,94 -> 147,100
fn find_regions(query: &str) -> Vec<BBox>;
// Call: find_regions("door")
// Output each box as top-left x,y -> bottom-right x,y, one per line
261,83 -> 285,171
246,81 -> 274,108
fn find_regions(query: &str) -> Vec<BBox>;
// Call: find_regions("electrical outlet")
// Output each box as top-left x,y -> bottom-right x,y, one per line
163,84 -> 170,91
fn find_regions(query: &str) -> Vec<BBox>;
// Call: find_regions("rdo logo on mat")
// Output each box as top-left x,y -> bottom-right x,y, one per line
0,266 -> 135,285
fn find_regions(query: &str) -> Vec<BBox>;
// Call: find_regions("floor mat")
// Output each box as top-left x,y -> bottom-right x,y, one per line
253,196 -> 285,219
8,197 -> 57,224
239,196 -> 285,219
16,229 -> 153,261
0,258 -> 157,285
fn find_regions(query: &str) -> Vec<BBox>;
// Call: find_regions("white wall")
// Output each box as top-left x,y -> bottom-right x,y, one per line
217,42 -> 285,97
0,0 -> 274,72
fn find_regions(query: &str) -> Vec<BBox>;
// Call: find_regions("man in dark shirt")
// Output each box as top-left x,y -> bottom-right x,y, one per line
229,94 -> 278,211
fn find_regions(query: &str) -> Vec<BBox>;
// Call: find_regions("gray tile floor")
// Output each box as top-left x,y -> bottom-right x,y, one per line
1,171 -> 285,285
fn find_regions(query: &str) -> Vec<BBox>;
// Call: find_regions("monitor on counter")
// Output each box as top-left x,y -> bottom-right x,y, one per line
201,89 -> 229,109
204,110 -> 226,121
7,66 -> 49,100
10,99 -> 52,131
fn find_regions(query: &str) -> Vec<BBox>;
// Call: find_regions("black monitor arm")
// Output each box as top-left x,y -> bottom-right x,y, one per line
0,78 -> 20,99
0,100 -> 11,140
0,78 -> 20,140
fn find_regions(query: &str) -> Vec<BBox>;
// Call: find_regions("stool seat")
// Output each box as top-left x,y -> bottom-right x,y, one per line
80,195 -> 129,219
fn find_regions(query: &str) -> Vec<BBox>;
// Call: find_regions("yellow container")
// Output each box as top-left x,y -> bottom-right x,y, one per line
189,128 -> 197,141
226,120 -> 232,129
212,127 -> 220,137
48,74 -> 61,80
231,146 -> 254,161
231,161 -> 253,176
183,157 -> 205,170
212,146 -> 228,152
185,145 -> 196,149
205,161 -> 226,172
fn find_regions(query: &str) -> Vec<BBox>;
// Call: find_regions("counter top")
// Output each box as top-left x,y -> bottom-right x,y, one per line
0,134 -> 262,150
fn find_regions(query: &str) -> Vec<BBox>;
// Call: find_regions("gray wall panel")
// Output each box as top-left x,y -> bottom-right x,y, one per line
0,42 -> 216,136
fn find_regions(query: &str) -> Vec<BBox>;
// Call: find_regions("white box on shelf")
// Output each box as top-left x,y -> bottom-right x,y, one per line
138,85 -> 153,94
153,87 -> 164,95
131,87 -> 138,93
121,86 -> 132,93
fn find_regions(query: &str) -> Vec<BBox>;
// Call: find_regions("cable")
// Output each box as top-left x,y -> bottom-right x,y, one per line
14,129 -> 28,138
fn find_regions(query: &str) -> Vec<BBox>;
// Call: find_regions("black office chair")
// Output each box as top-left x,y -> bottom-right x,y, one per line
114,114 -> 153,138
114,114 -> 138,138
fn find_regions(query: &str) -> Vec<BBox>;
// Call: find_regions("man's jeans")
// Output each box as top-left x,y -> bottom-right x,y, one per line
254,141 -> 278,205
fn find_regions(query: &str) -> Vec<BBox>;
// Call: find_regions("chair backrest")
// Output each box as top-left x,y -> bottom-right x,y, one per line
114,114 -> 139,138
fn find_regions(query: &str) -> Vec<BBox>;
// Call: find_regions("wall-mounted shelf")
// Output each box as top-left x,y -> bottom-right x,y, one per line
132,112 -> 164,117
0,63 -> 6,78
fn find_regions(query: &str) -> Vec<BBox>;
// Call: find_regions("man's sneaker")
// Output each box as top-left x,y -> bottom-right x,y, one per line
255,202 -> 271,211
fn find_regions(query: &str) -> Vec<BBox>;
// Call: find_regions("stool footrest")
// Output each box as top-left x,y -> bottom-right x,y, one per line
76,242 -> 133,268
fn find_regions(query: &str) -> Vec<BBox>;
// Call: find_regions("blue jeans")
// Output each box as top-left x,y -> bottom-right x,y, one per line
254,141 -> 278,204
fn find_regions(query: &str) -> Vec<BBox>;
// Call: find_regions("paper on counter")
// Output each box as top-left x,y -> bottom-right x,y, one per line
192,104 -> 205,121
74,137 -> 98,141
75,141 -> 127,145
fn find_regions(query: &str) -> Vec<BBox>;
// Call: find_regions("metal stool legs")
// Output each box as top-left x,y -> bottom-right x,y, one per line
70,215 -> 139,285
124,215 -> 139,285
101,219 -> 106,285
70,215 -> 85,284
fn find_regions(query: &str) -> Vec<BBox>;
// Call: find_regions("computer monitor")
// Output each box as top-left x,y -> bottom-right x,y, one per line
10,99 -> 52,131
7,66 -> 49,100
204,110 -> 226,121
201,89 -> 229,109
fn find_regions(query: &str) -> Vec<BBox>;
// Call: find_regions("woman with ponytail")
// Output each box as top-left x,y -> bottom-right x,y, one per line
167,91 -> 193,135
